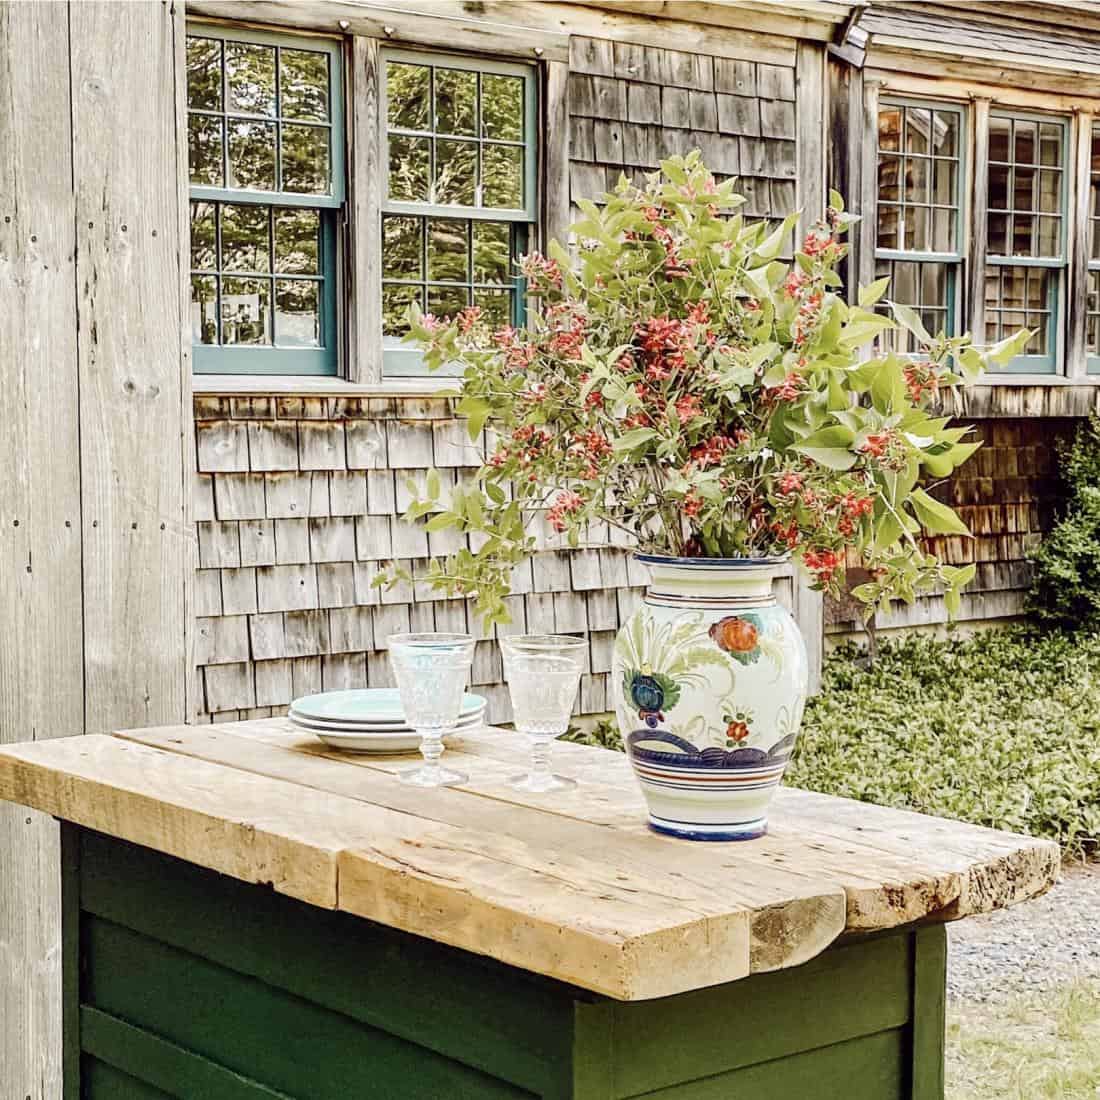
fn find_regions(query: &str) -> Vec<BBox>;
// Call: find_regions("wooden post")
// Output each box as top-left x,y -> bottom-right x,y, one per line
795,41 -> 826,233
543,59 -> 572,249
968,97 -> 991,342
348,34 -> 383,384
1068,109 -> 1093,378
857,78 -> 882,292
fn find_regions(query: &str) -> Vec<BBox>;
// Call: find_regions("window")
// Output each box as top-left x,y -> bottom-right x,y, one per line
984,112 -> 1066,373
380,51 -> 537,376
186,26 -> 344,375
1087,123 -> 1100,374
875,100 -> 964,353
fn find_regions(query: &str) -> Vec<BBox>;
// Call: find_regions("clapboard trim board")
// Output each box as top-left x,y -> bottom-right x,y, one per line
0,721 -> 1058,1002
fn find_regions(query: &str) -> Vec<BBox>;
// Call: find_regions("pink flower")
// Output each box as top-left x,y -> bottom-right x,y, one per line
547,490 -> 584,532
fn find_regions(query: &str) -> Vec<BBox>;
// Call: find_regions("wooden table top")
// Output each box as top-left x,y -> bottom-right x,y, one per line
0,720 -> 1059,1001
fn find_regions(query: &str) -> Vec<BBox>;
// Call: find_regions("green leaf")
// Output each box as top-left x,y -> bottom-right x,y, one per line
986,327 -> 1033,366
612,427 -> 657,453
425,512 -> 459,533
426,468 -> 441,501
889,301 -> 932,345
828,188 -> 845,213
910,488 -> 971,535
457,395 -> 492,440
858,276 -> 891,308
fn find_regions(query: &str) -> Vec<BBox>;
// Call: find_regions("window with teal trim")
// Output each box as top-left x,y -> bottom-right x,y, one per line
874,100 -> 964,354
186,26 -> 344,375
983,112 -> 1066,373
381,50 -> 537,376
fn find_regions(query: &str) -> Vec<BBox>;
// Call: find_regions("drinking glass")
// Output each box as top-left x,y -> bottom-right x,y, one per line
388,632 -> 476,787
500,634 -> 587,794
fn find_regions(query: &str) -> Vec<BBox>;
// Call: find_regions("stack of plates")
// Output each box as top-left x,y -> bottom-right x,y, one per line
289,688 -> 487,754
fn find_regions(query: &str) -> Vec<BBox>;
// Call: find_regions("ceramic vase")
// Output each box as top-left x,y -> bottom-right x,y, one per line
612,555 -> 809,841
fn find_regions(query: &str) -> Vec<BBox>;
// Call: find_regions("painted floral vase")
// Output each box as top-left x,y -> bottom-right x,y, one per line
612,555 -> 808,841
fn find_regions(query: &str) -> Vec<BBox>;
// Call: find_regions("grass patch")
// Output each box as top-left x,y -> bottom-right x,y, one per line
947,981 -> 1100,1099
788,626 -> 1100,853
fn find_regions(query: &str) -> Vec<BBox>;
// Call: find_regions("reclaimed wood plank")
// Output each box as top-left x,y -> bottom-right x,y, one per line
72,0 -> 188,731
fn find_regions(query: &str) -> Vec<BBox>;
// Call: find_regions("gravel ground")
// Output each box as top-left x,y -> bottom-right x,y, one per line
948,859 -> 1100,1003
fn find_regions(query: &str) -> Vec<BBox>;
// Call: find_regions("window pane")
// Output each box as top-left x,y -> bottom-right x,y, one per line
932,111 -> 957,157
904,157 -> 928,204
187,37 -> 222,111
877,203 -> 900,251
275,279 -> 320,346
226,42 -> 276,116
482,74 -> 524,141
1014,166 -> 1036,212
275,208 -> 320,274
878,107 -> 902,152
483,143 -> 523,208
473,221 -> 511,283
383,283 -> 421,337
1040,123 -> 1062,167
905,108 -> 931,154
1014,119 -> 1036,165
1038,170 -> 1061,214
1088,271 -> 1100,355
282,123 -> 330,194
1011,214 -> 1034,256
989,116 -> 1011,162
228,120 -> 277,191
988,213 -> 1009,256
475,287 -> 511,330
435,68 -> 477,136
388,62 -> 431,130
428,218 -> 469,282
389,135 -> 430,201
191,275 -> 218,344
1038,217 -> 1060,257
427,283 -> 469,321
190,201 -> 217,269
221,277 -> 271,344
280,49 -> 329,122
988,164 -> 1010,211
383,215 -> 423,280
932,207 -> 954,252
878,154 -> 901,203
932,159 -> 955,206
891,260 -> 919,306
221,204 -> 270,273
904,206 -> 929,251
188,115 -> 224,186
436,139 -> 477,205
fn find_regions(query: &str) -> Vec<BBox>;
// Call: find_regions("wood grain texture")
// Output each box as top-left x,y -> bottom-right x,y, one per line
71,0 -> 189,733
0,5 -> 80,1096
967,97 -> 991,353
347,34 -> 382,384
0,722 -> 1059,1001
1068,110 -> 1093,380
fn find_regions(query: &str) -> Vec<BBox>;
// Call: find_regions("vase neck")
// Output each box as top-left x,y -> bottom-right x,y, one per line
639,557 -> 784,605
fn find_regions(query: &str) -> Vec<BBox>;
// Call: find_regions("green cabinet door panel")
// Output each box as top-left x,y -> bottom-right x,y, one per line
62,826 -> 948,1100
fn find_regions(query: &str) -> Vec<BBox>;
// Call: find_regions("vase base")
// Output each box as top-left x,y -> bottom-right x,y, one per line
647,815 -> 767,842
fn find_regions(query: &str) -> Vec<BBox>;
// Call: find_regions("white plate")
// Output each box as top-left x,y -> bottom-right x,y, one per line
291,688 -> 486,726
296,718 -> 485,755
288,707 -> 485,734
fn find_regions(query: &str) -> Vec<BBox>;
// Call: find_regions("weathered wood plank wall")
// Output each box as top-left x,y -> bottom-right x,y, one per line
0,6 -> 81,1093
0,2 -> 191,1095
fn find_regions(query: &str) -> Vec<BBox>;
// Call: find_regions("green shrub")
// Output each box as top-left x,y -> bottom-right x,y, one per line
1028,416 -> 1100,631
788,627 -> 1100,853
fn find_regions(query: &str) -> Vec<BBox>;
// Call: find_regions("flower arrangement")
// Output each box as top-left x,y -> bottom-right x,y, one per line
386,153 -> 1027,626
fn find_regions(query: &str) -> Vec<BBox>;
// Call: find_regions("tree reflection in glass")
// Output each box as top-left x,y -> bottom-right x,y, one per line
229,121 -> 277,191
281,49 -> 328,121
221,203 -> 270,273
187,37 -> 222,111
282,124 -> 329,194
275,208 -> 320,274
275,280 -> 319,346
222,277 -> 270,344
226,42 -> 276,116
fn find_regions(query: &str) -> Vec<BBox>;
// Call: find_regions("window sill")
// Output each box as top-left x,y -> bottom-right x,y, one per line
192,374 -> 460,397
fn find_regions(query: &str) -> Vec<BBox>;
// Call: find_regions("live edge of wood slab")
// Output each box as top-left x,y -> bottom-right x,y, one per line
0,720 -> 1059,1002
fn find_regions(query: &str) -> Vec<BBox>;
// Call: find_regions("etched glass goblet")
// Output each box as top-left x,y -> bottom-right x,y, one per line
388,632 -> 476,788
500,634 -> 587,794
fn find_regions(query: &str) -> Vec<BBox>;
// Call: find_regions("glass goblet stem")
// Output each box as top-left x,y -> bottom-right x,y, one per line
419,727 -> 446,782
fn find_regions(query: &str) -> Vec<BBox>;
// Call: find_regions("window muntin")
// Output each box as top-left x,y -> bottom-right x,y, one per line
984,112 -> 1067,373
186,26 -> 344,375
381,50 -> 536,376
875,100 -> 964,353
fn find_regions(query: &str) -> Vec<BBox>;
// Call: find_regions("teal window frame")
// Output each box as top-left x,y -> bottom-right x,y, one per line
983,110 -> 1068,375
1087,122 -> 1100,375
186,23 -> 345,376
874,97 -> 966,355
380,48 -> 538,377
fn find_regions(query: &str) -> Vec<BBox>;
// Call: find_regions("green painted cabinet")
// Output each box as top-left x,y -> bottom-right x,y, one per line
63,826 -> 946,1099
